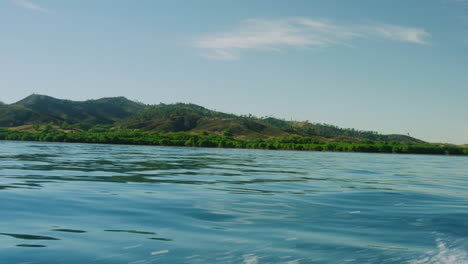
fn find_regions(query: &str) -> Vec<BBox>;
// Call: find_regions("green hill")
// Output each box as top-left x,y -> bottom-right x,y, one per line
0,103 -> 45,127
1,94 -> 425,143
120,103 -> 288,137
13,94 -> 144,127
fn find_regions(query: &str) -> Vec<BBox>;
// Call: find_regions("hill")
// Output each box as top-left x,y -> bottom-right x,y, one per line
13,94 -> 145,128
0,102 -> 45,127
121,103 -> 289,138
1,94 -> 425,143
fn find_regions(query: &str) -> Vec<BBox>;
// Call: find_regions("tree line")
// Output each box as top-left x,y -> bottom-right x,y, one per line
0,129 -> 466,156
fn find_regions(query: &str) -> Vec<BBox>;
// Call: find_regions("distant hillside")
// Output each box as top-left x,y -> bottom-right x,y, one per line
0,103 -> 45,127
282,121 -> 425,144
121,103 -> 288,138
12,94 -> 144,127
1,94 -> 425,143
123,103 -> 235,131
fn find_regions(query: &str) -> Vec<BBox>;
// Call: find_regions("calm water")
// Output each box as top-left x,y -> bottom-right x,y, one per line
0,141 -> 467,264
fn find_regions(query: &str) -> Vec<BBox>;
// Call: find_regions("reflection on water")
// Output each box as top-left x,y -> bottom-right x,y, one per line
0,141 -> 467,263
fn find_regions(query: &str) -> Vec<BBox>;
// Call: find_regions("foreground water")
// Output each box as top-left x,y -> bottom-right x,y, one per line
0,141 -> 467,264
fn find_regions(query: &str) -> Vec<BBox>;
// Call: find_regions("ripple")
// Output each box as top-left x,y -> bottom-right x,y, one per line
16,244 -> 47,248
0,233 -> 60,240
104,230 -> 156,235
51,229 -> 87,233
148,237 -> 172,241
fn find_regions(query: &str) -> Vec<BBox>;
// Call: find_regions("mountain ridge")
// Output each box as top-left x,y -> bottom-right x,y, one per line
1,94 -> 426,144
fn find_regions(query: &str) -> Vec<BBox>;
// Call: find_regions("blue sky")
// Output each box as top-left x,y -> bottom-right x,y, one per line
1,0 -> 467,144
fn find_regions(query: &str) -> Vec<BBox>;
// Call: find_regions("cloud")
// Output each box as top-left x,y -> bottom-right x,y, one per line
13,0 -> 48,13
195,18 -> 360,60
371,24 -> 431,44
195,18 -> 431,60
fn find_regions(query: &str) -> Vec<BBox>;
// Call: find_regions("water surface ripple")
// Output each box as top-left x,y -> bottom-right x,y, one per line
0,141 -> 467,263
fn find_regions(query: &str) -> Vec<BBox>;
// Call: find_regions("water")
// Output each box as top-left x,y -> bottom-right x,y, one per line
0,141 -> 467,264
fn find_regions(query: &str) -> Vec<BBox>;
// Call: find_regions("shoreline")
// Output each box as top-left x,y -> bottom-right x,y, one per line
1,130 -> 466,156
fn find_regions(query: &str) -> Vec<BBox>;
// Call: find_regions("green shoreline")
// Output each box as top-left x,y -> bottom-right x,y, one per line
1,129 -> 466,156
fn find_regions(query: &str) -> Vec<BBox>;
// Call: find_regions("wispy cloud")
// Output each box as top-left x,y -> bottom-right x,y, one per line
195,18 -> 431,60
195,18 -> 359,60
13,0 -> 48,13
372,24 -> 431,44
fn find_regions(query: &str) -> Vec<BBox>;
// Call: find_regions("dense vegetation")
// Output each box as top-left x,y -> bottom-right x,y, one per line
0,94 -> 465,155
0,129 -> 466,155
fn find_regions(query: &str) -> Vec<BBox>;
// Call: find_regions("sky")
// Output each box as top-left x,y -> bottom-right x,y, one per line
1,0 -> 467,144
